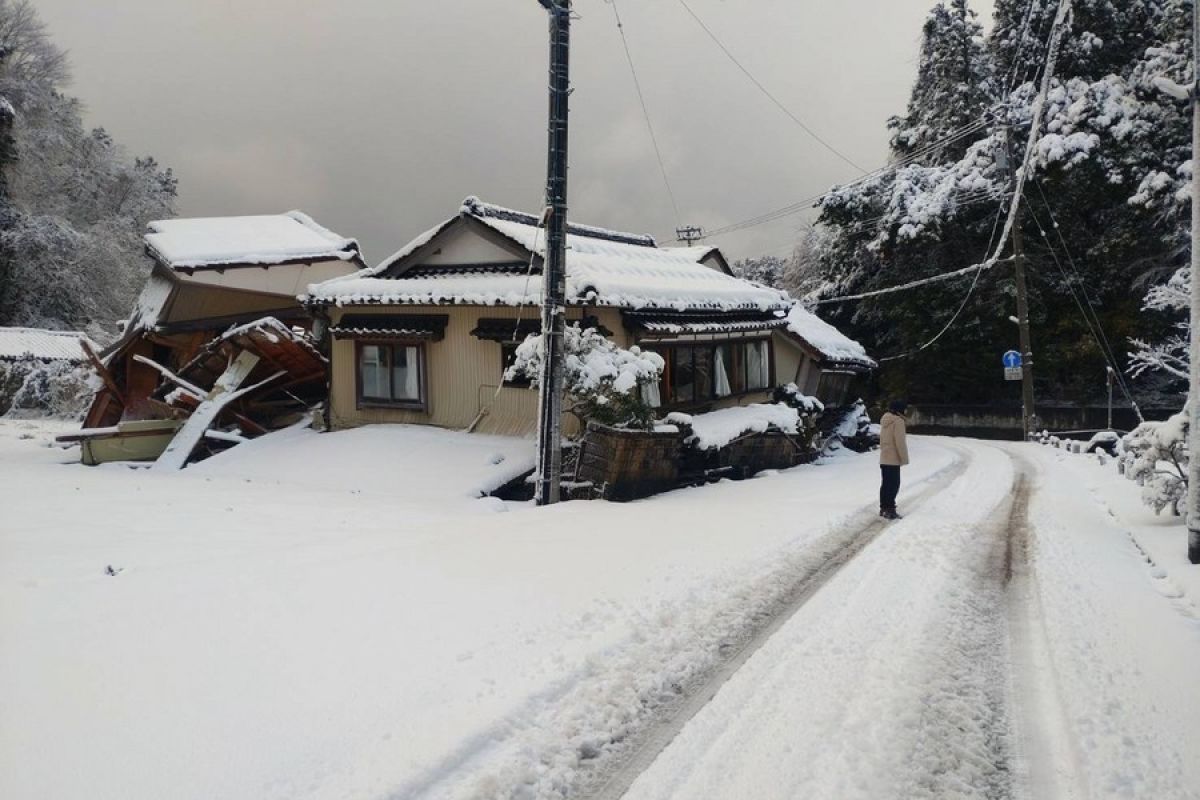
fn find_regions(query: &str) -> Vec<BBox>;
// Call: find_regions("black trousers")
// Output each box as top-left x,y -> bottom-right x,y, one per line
880,465 -> 901,511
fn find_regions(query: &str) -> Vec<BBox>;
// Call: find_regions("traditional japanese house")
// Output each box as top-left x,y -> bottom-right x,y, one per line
305,197 -> 872,437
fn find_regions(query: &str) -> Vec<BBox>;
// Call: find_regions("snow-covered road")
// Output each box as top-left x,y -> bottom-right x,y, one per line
2,423 -> 1198,800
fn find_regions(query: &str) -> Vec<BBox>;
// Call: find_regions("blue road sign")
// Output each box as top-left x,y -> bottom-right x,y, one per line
1002,350 -> 1022,369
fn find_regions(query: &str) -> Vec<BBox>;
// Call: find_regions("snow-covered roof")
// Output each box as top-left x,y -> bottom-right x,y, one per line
784,306 -> 877,369
145,211 -> 362,270
0,327 -> 97,362
307,198 -> 790,313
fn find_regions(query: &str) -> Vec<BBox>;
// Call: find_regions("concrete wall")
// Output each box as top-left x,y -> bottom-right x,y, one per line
905,403 -> 1173,440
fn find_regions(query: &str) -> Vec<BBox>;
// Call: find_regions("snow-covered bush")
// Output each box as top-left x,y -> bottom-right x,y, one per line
505,324 -> 664,430
822,399 -> 876,454
0,358 -> 93,418
1121,411 -> 1188,516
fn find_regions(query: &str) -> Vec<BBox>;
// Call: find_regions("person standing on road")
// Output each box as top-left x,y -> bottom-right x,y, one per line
879,400 -> 909,519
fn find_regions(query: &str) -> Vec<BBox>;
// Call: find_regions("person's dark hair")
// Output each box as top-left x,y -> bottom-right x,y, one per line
888,399 -> 908,414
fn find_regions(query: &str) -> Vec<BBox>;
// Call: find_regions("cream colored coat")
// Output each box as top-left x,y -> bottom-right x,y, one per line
879,412 -> 910,466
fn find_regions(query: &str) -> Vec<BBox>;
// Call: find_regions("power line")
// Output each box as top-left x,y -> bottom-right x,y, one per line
877,203 -> 1008,362
1025,180 -> 1144,419
705,114 -> 996,237
813,257 -> 1012,305
606,0 -> 682,227
674,0 -> 867,173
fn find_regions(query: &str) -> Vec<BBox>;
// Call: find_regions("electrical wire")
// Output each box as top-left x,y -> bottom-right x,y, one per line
876,202 -> 1008,362
1025,182 -> 1145,420
705,114 -> 996,237
674,0 -> 867,173
606,0 -> 683,227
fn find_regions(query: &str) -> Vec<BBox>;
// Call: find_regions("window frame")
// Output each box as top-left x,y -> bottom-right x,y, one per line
644,336 -> 775,410
355,339 -> 428,411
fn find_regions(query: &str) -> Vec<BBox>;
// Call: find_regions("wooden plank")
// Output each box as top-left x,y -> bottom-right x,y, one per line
153,352 -> 281,471
80,341 -> 125,404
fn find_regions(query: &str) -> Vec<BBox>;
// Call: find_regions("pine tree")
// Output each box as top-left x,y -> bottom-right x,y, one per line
889,0 -> 994,160
807,0 -> 1191,409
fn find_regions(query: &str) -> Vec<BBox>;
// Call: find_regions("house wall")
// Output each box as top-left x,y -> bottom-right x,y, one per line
328,305 -> 626,437
772,332 -> 823,395
176,258 -> 357,298
165,282 -> 299,325
421,226 -> 523,265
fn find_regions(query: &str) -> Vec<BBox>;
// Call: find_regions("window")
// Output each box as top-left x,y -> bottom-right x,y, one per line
816,371 -> 853,407
648,339 -> 772,407
501,342 -> 531,388
358,342 -> 424,408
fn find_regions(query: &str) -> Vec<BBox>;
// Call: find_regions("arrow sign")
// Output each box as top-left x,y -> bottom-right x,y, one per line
1002,350 -> 1022,369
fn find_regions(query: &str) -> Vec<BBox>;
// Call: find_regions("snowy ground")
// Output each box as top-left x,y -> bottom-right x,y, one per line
1,420 -> 1198,800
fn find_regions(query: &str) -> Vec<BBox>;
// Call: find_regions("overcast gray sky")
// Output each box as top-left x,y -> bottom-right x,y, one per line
35,0 -> 994,264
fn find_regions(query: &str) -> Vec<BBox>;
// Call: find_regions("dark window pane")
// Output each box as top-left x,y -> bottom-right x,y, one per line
673,346 -> 695,403
694,346 -> 713,400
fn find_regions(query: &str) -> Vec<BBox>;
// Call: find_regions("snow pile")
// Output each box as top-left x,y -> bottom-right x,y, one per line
306,198 -> 791,313
146,211 -> 360,270
190,422 -> 534,500
785,306 -> 876,368
0,327 -> 95,362
666,403 -> 799,449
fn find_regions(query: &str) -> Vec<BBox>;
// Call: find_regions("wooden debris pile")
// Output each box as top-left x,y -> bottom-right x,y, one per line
63,317 -> 327,468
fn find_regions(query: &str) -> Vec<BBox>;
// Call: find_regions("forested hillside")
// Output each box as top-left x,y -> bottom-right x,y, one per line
0,0 -> 177,338
805,0 -> 1192,409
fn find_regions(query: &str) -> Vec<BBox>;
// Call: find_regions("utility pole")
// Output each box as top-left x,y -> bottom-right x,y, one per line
534,0 -> 571,506
676,225 -> 704,246
1187,0 -> 1200,563
1003,125 -> 1037,440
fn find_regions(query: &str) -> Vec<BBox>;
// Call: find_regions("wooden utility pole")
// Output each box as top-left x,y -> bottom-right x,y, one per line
1005,128 -> 1037,440
534,0 -> 571,506
1187,0 -> 1200,563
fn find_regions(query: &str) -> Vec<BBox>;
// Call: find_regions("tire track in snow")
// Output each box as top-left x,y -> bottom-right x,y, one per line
1005,449 -> 1089,800
579,446 -> 972,800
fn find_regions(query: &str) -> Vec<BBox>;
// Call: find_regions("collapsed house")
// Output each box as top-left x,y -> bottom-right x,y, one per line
69,212 -> 363,466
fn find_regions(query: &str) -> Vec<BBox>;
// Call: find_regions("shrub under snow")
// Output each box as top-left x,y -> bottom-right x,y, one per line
1121,411 -> 1188,516
505,323 -> 664,430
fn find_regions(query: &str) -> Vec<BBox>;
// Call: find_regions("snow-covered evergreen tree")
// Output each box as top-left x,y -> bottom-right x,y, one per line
0,0 -> 177,335
733,255 -> 789,289
806,0 -> 1192,407
888,0 -> 994,160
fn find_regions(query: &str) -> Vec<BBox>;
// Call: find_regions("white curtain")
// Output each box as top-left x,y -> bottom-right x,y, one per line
642,379 -> 662,408
714,345 -> 732,397
390,346 -> 420,400
747,341 -> 769,389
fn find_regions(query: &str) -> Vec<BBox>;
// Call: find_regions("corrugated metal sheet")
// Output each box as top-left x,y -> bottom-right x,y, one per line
0,327 -> 97,362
